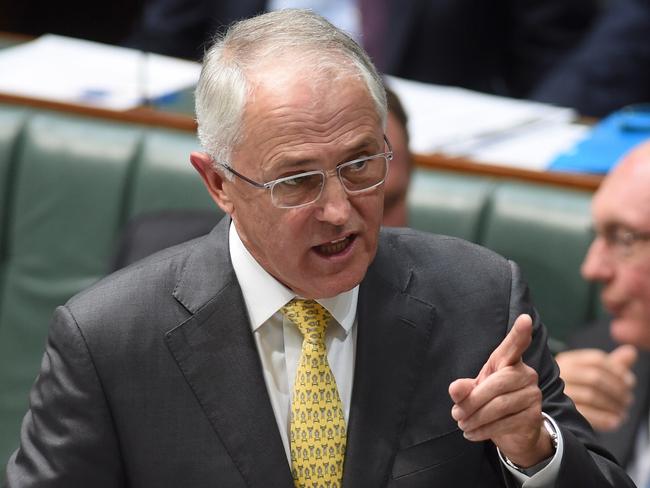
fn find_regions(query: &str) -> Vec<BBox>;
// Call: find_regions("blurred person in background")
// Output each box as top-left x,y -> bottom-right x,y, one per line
376,86 -> 411,227
556,140 -> 650,486
126,0 -> 597,101
532,0 -> 650,117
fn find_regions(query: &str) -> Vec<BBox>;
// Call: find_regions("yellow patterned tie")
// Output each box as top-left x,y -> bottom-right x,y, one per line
281,299 -> 346,488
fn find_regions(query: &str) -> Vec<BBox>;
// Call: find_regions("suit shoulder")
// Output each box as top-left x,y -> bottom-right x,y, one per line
66,237 -> 203,321
379,227 -> 509,271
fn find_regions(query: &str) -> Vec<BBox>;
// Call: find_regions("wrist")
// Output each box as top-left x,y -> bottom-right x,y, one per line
504,417 -> 558,470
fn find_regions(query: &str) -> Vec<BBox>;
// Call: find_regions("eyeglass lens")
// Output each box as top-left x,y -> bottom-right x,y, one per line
271,156 -> 388,208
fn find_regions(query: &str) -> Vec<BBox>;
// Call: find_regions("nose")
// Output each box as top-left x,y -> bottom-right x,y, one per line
316,173 -> 351,226
581,238 -> 615,283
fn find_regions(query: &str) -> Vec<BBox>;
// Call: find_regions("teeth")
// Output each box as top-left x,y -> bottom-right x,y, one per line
330,236 -> 347,244
319,237 -> 349,255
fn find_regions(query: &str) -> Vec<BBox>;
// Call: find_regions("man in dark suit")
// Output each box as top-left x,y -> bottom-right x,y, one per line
5,9 -> 632,487
126,0 -> 597,100
532,0 -> 650,117
556,141 -> 650,486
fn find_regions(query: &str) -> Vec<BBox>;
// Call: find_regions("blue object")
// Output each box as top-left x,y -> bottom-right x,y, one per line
549,107 -> 650,174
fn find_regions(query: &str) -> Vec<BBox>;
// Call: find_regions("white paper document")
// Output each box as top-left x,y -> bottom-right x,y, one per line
0,35 -> 201,110
385,76 -> 588,170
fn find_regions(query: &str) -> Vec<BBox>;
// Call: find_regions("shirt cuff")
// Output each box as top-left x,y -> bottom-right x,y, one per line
498,413 -> 564,487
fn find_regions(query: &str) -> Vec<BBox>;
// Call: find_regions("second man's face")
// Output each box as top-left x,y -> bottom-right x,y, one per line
582,152 -> 650,349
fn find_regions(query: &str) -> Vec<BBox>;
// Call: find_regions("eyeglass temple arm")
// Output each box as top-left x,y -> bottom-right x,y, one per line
218,161 -> 269,189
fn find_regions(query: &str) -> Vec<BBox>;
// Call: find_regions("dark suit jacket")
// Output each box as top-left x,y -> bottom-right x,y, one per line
568,319 -> 650,468
125,0 -> 597,99
5,218 -> 632,487
532,0 -> 650,117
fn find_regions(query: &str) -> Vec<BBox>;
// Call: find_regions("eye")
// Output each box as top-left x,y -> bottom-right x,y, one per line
277,173 -> 321,188
346,159 -> 368,172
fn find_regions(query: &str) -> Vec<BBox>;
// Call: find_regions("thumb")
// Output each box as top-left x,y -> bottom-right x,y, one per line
609,344 -> 638,369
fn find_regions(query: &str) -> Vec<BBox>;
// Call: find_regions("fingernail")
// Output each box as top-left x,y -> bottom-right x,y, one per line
451,405 -> 461,420
463,431 -> 475,441
625,373 -> 636,387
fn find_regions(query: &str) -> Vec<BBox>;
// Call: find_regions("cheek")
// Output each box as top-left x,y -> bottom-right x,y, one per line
232,197 -> 285,252
628,266 -> 650,303
358,191 -> 384,219
612,268 -> 650,346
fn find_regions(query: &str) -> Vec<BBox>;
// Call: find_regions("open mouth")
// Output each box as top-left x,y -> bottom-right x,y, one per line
603,297 -> 625,318
315,235 -> 355,256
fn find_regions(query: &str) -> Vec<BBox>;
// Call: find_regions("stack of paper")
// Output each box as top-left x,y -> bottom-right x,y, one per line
385,76 -> 589,171
0,35 -> 202,110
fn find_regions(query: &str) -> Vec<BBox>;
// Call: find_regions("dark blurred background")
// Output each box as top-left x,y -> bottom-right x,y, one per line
0,0 -> 144,43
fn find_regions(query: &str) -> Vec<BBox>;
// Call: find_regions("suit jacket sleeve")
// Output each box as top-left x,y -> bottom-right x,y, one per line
508,261 -> 633,487
4,305 -> 124,487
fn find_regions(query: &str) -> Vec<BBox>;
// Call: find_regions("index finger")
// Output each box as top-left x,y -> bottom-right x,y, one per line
479,314 -> 532,381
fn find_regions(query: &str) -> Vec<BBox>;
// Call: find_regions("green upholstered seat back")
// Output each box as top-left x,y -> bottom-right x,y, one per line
408,169 -> 495,242
478,183 -> 595,343
127,129 -> 216,217
0,106 -> 216,464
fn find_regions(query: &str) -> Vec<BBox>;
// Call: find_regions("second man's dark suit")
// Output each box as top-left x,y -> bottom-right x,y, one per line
6,216 -> 632,487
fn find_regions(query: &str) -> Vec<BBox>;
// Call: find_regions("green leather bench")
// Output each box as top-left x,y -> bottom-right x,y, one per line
0,103 -> 600,467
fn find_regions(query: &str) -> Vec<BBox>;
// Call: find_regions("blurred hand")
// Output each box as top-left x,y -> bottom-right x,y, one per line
556,345 -> 637,431
449,315 -> 554,468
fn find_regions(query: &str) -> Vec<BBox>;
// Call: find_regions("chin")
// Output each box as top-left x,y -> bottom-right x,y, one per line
309,272 -> 365,299
611,318 -> 650,349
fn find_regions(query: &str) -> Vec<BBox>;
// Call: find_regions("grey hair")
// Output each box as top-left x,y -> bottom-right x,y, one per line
195,9 -> 387,171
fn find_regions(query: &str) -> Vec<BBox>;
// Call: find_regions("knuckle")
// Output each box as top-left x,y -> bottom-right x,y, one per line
583,368 -> 600,387
525,367 -> 538,385
582,387 -> 596,404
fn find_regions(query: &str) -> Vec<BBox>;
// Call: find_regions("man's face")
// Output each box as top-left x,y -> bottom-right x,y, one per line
581,147 -> 650,349
382,111 -> 411,227
196,68 -> 385,299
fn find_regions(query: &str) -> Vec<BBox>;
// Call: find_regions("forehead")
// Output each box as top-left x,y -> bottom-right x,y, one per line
239,63 -> 382,146
593,160 -> 650,230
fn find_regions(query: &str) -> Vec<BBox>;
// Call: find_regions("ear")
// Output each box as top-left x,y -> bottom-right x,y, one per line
190,151 -> 235,214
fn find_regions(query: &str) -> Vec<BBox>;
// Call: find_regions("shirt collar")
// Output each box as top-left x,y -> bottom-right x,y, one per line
228,222 -> 358,334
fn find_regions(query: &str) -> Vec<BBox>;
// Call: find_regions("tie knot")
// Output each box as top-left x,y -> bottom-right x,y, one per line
281,299 -> 332,345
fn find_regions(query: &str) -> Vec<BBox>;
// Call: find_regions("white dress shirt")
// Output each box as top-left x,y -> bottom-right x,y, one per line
229,223 -> 357,462
228,222 -> 563,485
627,417 -> 650,487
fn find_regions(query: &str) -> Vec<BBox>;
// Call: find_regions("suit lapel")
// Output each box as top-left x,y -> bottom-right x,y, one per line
343,245 -> 436,487
165,218 -> 293,488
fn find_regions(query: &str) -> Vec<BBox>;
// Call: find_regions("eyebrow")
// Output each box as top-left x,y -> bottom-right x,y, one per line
272,137 -> 381,172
